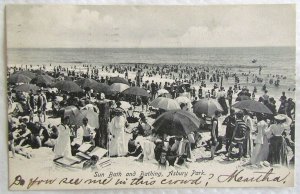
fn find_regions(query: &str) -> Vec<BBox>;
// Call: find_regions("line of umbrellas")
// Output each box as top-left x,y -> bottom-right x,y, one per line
9,71 -> 151,97
151,97 -> 273,136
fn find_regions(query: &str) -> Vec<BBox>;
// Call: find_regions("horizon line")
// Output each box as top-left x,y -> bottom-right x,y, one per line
7,45 -> 295,49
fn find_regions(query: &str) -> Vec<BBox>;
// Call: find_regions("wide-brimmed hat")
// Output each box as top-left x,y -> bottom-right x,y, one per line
274,114 -> 286,121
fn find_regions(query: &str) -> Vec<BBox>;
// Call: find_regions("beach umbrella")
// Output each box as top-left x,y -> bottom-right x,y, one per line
30,74 -> 54,87
235,95 -> 251,102
62,105 -> 79,122
193,98 -> 223,117
176,96 -> 191,105
13,71 -> 36,79
232,100 -> 273,114
53,81 -> 83,93
119,101 -> 132,110
33,69 -> 46,75
152,110 -> 202,136
122,87 -> 150,97
75,78 -> 98,89
9,74 -> 32,84
109,76 -> 129,85
14,84 -> 40,93
71,109 -> 99,128
91,83 -> 112,95
157,89 -> 169,96
110,83 -> 130,92
158,93 -> 172,98
150,97 -> 180,111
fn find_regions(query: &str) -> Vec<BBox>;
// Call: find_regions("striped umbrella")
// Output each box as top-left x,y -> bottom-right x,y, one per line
193,98 -> 223,117
110,83 -> 130,92
157,89 -> 169,96
150,97 -> 180,111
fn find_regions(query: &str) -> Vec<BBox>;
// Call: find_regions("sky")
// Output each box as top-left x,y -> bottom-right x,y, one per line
6,4 -> 296,48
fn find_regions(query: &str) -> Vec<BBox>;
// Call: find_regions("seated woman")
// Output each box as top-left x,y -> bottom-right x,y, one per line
127,129 -> 143,157
8,122 -> 32,159
137,113 -> 152,137
14,123 -> 32,147
126,107 -> 138,123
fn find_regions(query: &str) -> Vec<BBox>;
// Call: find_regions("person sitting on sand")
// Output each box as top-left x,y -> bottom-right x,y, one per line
71,117 -> 95,155
137,113 -> 152,137
14,123 -> 32,147
26,122 -> 50,149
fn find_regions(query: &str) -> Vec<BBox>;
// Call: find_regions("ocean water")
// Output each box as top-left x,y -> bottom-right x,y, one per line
7,47 -> 296,88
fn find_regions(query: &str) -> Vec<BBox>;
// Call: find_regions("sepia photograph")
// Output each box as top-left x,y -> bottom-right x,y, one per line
6,4 -> 296,190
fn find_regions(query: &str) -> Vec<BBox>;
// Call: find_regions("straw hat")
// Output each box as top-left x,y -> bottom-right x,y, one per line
274,114 -> 286,121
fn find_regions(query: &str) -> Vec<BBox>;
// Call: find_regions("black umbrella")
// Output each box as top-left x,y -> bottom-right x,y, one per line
152,110 -> 202,136
13,71 -> 36,79
75,78 -> 98,89
92,83 -> 112,95
53,81 -> 83,93
232,100 -> 273,114
235,95 -> 251,102
30,75 -> 54,87
122,87 -> 150,97
14,84 -> 40,93
9,74 -> 32,84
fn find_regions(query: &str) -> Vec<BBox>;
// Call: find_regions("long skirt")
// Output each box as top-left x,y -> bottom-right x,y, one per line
250,135 -> 269,165
243,130 -> 253,157
218,97 -> 228,115
268,136 -> 288,166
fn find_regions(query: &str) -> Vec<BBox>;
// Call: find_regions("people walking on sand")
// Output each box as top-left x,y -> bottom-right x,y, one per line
227,111 -> 247,160
250,113 -> 269,165
210,110 -> 221,159
217,86 -> 228,115
267,114 -> 291,166
95,93 -> 110,149
227,87 -> 233,108
243,109 -> 254,158
223,109 -> 236,152
54,116 -> 72,159
108,108 -> 128,157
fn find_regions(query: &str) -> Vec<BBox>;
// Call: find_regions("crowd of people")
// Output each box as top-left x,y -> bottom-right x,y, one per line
7,63 -> 295,171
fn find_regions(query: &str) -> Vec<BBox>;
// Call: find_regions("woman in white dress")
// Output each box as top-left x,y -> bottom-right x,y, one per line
54,116 -> 72,159
250,113 -> 269,165
243,109 -> 254,157
108,109 -> 128,157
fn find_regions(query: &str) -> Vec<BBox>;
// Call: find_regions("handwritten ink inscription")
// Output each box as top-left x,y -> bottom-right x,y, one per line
9,168 -> 291,190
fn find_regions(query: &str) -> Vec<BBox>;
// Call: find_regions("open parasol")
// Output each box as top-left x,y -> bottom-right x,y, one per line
152,110 -> 202,136
232,100 -> 273,114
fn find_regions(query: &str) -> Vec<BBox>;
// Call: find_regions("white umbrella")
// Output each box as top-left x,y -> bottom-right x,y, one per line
176,96 -> 191,105
157,89 -> 169,96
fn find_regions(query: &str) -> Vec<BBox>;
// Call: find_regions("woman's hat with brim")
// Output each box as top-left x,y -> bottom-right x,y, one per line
114,108 -> 124,114
274,114 -> 286,121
